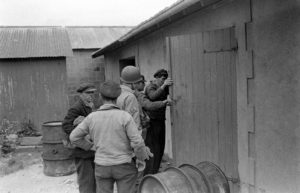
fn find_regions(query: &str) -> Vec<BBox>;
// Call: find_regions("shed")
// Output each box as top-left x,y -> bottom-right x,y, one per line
0,27 -> 72,132
92,0 -> 300,193
65,26 -> 132,106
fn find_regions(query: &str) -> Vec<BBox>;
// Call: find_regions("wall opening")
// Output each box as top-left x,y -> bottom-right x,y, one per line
119,57 -> 136,75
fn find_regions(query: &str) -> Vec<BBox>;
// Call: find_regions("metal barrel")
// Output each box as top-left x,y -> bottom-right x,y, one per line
41,121 -> 76,177
179,164 -> 213,193
138,167 -> 193,193
196,161 -> 230,193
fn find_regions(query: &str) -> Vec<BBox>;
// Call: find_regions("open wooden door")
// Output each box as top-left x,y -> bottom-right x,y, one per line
166,27 -> 239,190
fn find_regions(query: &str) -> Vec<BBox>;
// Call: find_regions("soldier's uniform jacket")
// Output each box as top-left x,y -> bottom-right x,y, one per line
117,85 -> 141,131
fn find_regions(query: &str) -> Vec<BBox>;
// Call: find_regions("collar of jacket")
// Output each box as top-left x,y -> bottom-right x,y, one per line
98,104 -> 120,111
120,85 -> 134,94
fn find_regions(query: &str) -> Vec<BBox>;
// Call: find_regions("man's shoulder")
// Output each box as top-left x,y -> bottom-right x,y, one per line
119,86 -> 135,98
68,99 -> 91,116
102,108 -> 132,120
117,91 -> 136,106
120,90 -> 137,101
120,85 -> 134,93
70,99 -> 84,109
87,108 -> 123,119
119,110 -> 135,120
146,81 -> 158,89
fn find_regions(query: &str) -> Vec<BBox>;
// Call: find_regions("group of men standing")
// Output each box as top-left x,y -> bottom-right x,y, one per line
62,66 -> 173,193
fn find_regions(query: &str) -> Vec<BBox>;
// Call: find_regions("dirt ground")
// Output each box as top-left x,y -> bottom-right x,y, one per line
0,148 -> 79,193
0,147 -> 172,193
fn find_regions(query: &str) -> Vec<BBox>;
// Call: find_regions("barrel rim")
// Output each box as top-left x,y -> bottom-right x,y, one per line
42,156 -> 74,161
179,163 -> 214,193
42,121 -> 63,126
196,161 -> 230,193
43,160 -> 76,177
196,161 -> 229,182
164,166 -> 194,193
138,174 -> 169,193
44,169 -> 75,177
42,140 -> 64,144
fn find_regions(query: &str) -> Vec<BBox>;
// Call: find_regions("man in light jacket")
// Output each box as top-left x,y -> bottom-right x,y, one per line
70,80 -> 152,193
117,66 -> 142,132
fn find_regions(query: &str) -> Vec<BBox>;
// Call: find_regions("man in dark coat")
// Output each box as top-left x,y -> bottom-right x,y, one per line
143,69 -> 173,175
133,75 -> 172,139
132,74 -> 171,190
62,83 -> 97,193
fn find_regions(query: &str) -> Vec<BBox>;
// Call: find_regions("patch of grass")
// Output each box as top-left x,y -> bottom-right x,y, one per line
0,158 -> 24,176
0,150 -> 42,176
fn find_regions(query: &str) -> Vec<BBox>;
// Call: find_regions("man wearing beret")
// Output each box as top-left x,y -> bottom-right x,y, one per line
70,80 -> 153,193
62,83 -> 97,193
144,69 -> 173,175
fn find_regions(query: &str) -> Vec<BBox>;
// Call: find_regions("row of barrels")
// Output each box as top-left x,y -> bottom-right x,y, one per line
139,161 -> 230,193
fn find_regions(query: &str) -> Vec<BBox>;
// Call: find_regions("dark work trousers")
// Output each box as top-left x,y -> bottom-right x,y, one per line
143,119 -> 166,175
75,157 -> 96,193
95,161 -> 138,193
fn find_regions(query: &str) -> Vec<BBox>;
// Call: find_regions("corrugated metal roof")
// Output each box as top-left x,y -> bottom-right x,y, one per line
0,27 -> 73,59
92,0 -> 222,57
66,26 -> 132,49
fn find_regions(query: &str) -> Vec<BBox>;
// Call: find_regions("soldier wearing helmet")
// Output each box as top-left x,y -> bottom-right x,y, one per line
117,66 -> 143,132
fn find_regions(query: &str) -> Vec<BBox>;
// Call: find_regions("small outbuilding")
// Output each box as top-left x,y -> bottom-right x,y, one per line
65,26 -> 132,106
92,0 -> 300,193
0,27 -> 72,132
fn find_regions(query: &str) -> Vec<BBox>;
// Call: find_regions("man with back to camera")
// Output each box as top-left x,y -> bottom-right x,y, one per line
62,83 -> 97,193
143,69 -> 173,175
69,80 -> 153,193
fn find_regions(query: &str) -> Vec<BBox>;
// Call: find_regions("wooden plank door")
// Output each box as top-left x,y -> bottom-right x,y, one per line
166,27 -> 238,182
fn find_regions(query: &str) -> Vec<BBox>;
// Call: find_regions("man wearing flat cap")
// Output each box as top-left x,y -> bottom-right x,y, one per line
62,82 -> 97,193
70,80 -> 153,193
144,69 -> 173,175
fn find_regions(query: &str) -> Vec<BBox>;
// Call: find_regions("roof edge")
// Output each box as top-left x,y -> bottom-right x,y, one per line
92,0 -> 223,58
65,26 -> 134,28
0,26 -> 62,28
0,56 -> 69,59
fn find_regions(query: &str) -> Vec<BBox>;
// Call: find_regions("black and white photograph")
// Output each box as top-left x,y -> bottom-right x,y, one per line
0,0 -> 299,193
